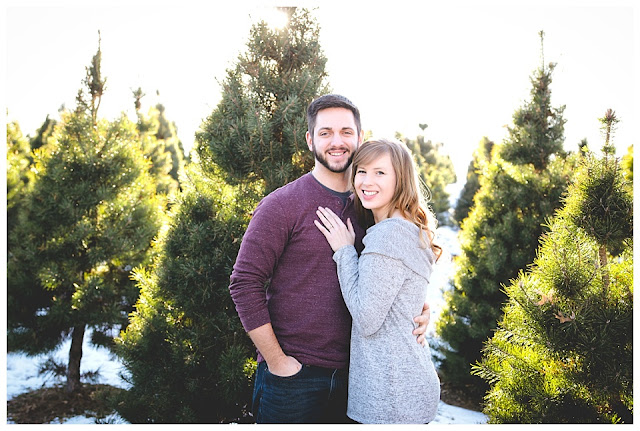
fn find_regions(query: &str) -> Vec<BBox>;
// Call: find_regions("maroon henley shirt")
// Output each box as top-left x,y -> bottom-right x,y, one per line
229,173 -> 365,369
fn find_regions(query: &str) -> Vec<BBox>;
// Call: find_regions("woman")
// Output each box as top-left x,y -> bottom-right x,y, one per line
314,138 -> 441,424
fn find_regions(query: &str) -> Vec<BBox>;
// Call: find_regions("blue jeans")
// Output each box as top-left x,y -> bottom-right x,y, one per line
252,361 -> 349,423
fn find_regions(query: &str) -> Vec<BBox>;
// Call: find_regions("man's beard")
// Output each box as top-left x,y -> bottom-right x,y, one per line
312,142 -> 354,173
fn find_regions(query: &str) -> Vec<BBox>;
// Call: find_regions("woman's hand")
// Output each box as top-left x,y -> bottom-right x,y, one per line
314,206 -> 355,252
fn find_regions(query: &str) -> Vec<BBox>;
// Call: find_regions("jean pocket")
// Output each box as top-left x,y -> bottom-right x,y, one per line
265,363 -> 305,380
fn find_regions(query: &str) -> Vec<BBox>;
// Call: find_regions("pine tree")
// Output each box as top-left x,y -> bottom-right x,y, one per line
399,129 -> 457,224
620,144 -> 632,190
132,87 -> 186,196
6,39 -> 164,393
472,109 -> 633,423
29,115 -> 58,152
196,7 -> 328,194
435,33 -> 573,389
453,137 -> 494,225
116,163 -> 257,423
6,120 -> 33,233
154,102 -> 188,180
116,7 -> 329,422
6,120 -> 37,322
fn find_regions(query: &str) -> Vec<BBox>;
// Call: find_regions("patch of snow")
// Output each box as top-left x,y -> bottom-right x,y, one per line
433,401 -> 487,424
44,412 -> 128,425
427,225 -> 460,335
6,330 -> 129,401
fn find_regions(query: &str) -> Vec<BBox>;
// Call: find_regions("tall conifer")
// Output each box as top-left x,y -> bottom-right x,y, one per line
472,110 -> 633,423
116,8 -> 329,422
6,39 -> 163,393
196,7 -> 328,194
435,33 -> 573,389
453,137 -> 494,225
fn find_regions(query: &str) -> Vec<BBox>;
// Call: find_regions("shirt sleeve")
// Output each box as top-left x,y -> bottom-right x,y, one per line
333,245 -> 407,337
229,194 -> 289,333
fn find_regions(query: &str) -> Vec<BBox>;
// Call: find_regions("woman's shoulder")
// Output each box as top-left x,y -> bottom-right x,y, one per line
362,218 -> 434,278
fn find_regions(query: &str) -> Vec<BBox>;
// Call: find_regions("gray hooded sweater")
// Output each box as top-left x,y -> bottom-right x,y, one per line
333,217 -> 440,424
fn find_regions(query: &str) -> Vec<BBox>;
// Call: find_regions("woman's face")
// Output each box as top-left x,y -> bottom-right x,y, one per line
354,152 -> 397,223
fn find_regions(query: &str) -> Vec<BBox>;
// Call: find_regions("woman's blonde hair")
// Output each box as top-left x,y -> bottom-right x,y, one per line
351,138 -> 442,260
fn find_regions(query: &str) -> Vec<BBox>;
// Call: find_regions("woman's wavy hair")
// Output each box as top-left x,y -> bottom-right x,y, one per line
351,138 -> 442,260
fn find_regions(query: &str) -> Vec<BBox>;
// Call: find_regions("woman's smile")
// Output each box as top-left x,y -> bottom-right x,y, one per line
354,153 -> 396,222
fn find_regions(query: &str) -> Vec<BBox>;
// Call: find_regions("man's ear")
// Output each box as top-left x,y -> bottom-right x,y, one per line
306,131 -> 313,151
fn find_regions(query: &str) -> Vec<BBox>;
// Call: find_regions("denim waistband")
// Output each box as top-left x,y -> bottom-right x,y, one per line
303,364 -> 348,377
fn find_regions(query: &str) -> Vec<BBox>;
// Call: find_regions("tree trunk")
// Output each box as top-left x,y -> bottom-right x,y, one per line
66,324 -> 85,393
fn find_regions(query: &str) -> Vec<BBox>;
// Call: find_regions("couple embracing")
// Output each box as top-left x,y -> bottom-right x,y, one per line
229,94 -> 442,424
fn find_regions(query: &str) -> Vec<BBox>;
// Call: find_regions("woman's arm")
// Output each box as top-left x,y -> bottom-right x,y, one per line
333,246 -> 407,337
315,207 -> 430,340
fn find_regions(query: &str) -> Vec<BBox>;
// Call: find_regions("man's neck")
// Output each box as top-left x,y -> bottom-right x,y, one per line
311,165 -> 351,193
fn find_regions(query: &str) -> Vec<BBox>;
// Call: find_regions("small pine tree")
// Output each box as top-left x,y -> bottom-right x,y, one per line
6,120 -> 33,233
6,120 -> 42,330
472,109 -> 633,423
453,137 -> 494,225
29,115 -> 57,152
132,88 -> 186,195
400,130 -> 457,224
435,34 -> 573,389
116,163 -> 257,423
7,39 -> 164,393
154,102 -> 188,181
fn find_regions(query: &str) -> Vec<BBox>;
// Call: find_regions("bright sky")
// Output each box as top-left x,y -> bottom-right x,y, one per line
3,0 -> 638,180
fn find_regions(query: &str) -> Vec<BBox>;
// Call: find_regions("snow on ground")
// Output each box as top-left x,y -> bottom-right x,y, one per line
5,333 -> 131,424
427,225 -> 461,333
5,225 -> 487,425
6,335 -> 130,400
6,337 -> 488,424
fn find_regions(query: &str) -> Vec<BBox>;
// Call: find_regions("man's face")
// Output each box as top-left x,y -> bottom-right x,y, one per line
306,107 -> 362,173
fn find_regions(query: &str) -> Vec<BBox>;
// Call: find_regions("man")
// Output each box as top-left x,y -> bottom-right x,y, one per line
229,94 -> 431,423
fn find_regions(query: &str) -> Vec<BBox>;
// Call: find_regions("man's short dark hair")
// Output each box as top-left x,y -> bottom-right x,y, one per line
307,94 -> 361,137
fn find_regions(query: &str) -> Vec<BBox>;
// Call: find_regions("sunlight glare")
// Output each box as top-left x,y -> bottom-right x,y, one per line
262,8 -> 289,29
